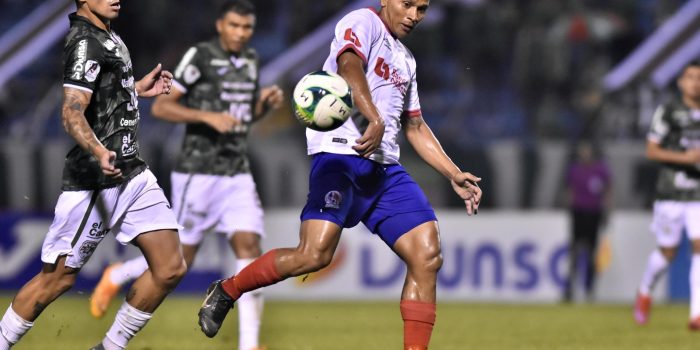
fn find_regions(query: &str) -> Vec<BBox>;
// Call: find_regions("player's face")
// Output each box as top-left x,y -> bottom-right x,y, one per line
678,66 -> 700,102
380,0 -> 430,38
85,0 -> 121,21
216,12 -> 256,54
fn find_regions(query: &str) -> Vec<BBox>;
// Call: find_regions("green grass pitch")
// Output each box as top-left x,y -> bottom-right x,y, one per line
2,295 -> 699,349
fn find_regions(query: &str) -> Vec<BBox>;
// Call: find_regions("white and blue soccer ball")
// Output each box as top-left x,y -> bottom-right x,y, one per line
292,70 -> 353,131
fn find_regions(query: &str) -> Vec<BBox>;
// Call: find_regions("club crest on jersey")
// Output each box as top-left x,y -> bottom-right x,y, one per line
324,191 -> 342,209
78,240 -> 98,259
183,64 -> 201,84
84,60 -> 100,82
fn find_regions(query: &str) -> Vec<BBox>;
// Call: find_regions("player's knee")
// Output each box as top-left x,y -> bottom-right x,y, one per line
40,271 -> 76,295
152,257 -> 187,289
299,250 -> 333,273
416,245 -> 443,273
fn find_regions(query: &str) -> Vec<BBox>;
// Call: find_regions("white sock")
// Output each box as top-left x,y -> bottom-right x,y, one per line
236,258 -> 264,350
104,302 -> 152,349
0,304 -> 34,349
639,249 -> 669,296
110,257 -> 149,286
690,254 -> 700,319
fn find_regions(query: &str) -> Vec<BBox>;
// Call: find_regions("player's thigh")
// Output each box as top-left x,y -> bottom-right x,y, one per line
300,153 -> 362,228
218,173 -> 265,239
133,228 -> 183,270
170,172 -> 219,245
366,165 -> 437,247
685,202 -> 700,247
651,201 -> 685,248
114,170 -> 181,242
392,220 -> 441,269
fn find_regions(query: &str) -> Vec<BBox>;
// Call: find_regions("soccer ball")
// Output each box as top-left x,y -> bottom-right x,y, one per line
292,70 -> 353,131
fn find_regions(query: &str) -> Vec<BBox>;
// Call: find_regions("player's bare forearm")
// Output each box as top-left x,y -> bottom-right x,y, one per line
337,52 -> 381,124
647,140 -> 700,165
404,116 -> 460,179
151,89 -> 202,123
338,51 -> 385,157
62,88 -> 107,158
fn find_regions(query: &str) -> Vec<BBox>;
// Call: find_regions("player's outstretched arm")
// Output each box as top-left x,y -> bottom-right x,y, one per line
62,87 -> 122,178
337,51 -> 385,158
253,84 -> 284,121
403,116 -> 481,215
135,63 -> 173,97
151,88 -> 238,133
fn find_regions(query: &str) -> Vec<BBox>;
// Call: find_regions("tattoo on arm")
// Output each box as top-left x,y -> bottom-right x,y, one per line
62,89 -> 102,155
32,302 -> 46,319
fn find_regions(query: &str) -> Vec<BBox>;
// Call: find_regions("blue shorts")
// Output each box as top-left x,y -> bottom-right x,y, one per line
300,153 -> 437,247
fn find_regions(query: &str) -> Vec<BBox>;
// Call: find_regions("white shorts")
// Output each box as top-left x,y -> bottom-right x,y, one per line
41,169 -> 180,268
171,172 -> 265,245
651,200 -> 700,247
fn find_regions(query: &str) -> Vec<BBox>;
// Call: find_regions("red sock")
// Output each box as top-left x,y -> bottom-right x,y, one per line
400,300 -> 436,350
221,249 -> 281,300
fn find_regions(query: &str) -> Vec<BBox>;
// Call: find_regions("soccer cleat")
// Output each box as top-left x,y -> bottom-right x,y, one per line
89,263 -> 123,319
689,317 -> 700,331
89,343 -> 105,350
198,279 -> 235,338
634,292 -> 652,325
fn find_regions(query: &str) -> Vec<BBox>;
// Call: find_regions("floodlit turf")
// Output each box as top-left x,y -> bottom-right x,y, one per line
2,295 -> 699,349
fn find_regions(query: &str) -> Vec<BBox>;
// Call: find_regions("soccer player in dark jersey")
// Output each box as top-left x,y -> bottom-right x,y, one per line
634,60 -> 700,329
88,1 -> 282,349
198,1 -> 482,349
0,1 -> 187,349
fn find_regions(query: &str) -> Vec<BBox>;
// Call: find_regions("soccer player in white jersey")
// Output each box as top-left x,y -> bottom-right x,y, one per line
0,1 -> 186,349
198,1 -> 482,349
87,1 -> 282,349
634,60 -> 700,329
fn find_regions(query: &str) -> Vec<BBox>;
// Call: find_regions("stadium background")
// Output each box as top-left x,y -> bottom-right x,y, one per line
1,0 -> 700,330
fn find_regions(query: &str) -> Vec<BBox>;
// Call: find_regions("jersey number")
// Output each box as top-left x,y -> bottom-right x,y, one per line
229,102 -> 251,133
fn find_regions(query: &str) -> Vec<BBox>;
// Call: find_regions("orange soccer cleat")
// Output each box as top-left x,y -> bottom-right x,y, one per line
89,263 -> 123,319
633,292 -> 652,325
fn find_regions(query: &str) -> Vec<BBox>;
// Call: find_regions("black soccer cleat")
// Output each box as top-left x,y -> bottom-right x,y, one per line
89,343 -> 105,350
198,279 -> 235,338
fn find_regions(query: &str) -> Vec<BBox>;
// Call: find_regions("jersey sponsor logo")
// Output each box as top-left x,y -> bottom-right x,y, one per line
210,58 -> 231,66
119,117 -> 138,127
343,28 -> 362,47
121,133 -> 137,157
374,57 -> 408,94
324,190 -> 342,209
71,39 -> 88,80
332,137 -> 347,144
88,221 -> 110,239
103,39 -> 116,51
183,64 -> 201,85
84,60 -> 100,82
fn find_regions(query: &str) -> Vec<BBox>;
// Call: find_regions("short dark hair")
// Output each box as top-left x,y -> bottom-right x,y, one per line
219,0 -> 255,18
686,60 -> 700,69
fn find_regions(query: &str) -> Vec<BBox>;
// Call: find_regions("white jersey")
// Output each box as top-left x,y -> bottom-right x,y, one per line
306,8 -> 422,164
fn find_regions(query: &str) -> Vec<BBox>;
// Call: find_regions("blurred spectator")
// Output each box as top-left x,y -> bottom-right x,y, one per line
562,140 -> 612,302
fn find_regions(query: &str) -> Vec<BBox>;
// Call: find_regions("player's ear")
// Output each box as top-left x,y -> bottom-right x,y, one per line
380,0 -> 388,8
215,18 -> 223,34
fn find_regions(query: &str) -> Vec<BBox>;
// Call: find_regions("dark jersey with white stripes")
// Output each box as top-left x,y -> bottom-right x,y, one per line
62,13 -> 146,190
171,38 -> 259,176
647,100 -> 700,201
